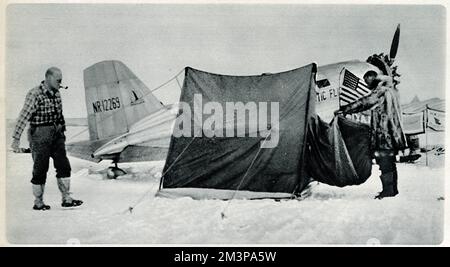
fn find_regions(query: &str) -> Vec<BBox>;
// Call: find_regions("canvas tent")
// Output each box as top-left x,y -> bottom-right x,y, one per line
402,97 -> 444,113
402,97 -> 445,135
157,64 -> 372,200
306,115 -> 372,187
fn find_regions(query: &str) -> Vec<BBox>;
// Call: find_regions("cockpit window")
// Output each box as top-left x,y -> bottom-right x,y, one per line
317,79 -> 330,88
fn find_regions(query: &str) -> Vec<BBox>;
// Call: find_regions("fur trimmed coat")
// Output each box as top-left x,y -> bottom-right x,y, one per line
340,76 -> 407,155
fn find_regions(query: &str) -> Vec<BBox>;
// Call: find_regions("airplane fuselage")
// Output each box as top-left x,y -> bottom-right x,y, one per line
90,60 -> 382,160
315,60 -> 380,122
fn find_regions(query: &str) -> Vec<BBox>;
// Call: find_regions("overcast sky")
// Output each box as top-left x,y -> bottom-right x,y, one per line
5,3 -> 446,118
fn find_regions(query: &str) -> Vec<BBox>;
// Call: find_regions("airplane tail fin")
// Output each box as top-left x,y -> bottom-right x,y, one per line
83,60 -> 164,141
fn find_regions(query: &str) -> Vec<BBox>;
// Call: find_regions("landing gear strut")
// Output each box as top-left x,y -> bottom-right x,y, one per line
106,162 -> 127,179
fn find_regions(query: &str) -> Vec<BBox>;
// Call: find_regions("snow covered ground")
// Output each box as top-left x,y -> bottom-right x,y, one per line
3,123 -> 446,245
5,146 -> 445,245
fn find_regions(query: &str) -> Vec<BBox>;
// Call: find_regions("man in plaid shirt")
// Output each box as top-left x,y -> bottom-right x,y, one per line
11,67 -> 83,210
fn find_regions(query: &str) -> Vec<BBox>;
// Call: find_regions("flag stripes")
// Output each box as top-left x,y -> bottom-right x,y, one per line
339,69 -> 372,106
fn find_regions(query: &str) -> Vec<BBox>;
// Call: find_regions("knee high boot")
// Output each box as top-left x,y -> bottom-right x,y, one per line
393,170 -> 399,195
57,178 -> 83,207
375,172 -> 398,199
32,184 -> 51,210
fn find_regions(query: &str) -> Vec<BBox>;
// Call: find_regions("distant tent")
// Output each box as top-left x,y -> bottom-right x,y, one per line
157,64 -> 373,200
411,95 -> 420,103
402,97 -> 445,113
402,97 -> 445,134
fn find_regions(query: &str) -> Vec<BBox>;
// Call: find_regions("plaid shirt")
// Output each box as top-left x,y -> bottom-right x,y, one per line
13,81 -> 65,140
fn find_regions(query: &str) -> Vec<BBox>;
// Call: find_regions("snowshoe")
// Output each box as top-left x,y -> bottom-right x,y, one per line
398,154 -> 421,163
434,147 -> 445,155
61,199 -> 83,208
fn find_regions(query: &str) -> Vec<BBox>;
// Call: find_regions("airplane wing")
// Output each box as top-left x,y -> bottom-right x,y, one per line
66,139 -> 168,163
66,139 -> 109,162
116,145 -> 168,163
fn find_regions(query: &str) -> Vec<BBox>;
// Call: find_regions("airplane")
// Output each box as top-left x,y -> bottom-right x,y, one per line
66,24 -> 401,178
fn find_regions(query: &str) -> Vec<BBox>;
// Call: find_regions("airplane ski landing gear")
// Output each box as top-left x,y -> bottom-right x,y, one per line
106,163 -> 127,179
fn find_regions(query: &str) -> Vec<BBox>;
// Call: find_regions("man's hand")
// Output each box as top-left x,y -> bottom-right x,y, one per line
11,139 -> 20,153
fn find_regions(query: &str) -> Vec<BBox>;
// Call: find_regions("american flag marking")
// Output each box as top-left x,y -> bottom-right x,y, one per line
339,69 -> 372,106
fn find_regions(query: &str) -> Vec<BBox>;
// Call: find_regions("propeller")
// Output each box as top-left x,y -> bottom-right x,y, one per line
389,24 -> 401,62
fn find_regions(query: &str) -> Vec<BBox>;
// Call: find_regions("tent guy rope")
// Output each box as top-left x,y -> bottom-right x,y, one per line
220,131 -> 273,219
125,136 -> 197,214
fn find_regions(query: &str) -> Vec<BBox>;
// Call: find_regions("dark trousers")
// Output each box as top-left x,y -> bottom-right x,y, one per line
28,125 -> 71,185
375,151 -> 398,194
375,155 -> 397,174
